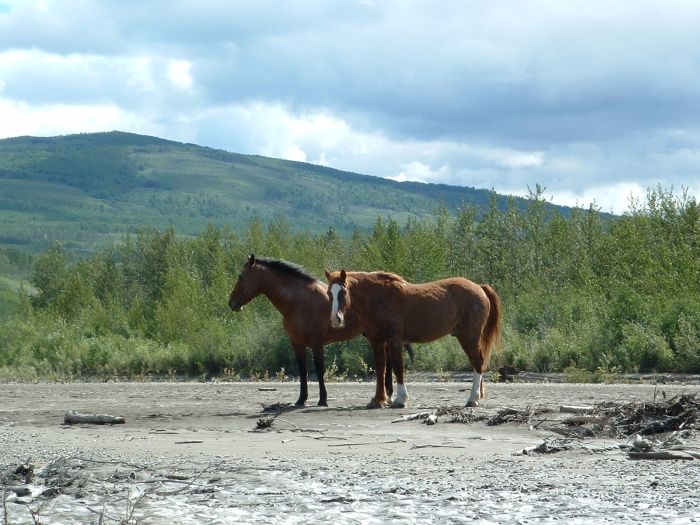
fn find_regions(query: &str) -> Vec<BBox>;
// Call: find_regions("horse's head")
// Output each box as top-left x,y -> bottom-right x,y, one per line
229,254 -> 262,312
325,269 -> 349,328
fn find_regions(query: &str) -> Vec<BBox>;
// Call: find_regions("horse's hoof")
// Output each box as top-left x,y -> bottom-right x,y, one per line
317,400 -> 328,407
366,399 -> 385,409
390,401 -> 405,409
295,400 -> 306,407
466,400 -> 479,408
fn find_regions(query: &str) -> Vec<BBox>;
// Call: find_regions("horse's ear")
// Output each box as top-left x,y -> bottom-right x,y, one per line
324,269 -> 332,282
248,253 -> 256,266
340,269 -> 347,283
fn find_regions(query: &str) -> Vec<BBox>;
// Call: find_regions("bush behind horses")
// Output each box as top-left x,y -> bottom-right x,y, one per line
2,186 -> 699,379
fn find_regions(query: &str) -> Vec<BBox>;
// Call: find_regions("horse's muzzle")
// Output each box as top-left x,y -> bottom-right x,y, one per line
330,311 -> 345,328
229,300 -> 242,312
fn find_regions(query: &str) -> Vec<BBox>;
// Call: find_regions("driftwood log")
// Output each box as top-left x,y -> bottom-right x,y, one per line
628,451 -> 695,461
563,415 -> 608,425
391,412 -> 432,423
63,411 -> 125,425
5,486 -> 31,497
560,405 -> 595,414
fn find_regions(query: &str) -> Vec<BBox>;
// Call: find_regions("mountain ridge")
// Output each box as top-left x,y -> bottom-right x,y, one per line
0,130 -> 562,254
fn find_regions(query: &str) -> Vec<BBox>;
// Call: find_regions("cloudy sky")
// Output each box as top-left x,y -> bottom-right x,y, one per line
1,1 -> 699,213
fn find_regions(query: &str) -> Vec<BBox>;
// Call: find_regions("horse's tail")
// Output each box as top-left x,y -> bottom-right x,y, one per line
403,344 -> 415,367
479,284 -> 501,369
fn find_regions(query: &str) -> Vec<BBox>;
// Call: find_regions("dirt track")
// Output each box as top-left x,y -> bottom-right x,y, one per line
1,379 -> 699,524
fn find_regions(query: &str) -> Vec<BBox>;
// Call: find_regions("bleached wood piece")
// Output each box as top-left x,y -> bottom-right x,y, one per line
562,415 -> 608,425
391,412 -> 431,423
559,405 -> 595,414
424,414 -> 438,425
628,451 -> 695,461
64,411 -> 125,425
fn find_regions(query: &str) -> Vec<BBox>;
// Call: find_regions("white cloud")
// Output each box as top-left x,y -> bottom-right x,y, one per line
1,1 -> 699,215
547,183 -> 647,215
0,99 -> 139,137
460,145 -> 545,170
192,103 -> 372,164
167,60 -> 193,91
390,161 -> 452,184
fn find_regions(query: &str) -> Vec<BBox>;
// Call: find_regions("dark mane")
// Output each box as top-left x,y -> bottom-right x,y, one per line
257,257 -> 318,283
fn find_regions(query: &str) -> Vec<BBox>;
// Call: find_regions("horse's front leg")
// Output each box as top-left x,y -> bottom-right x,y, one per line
368,339 -> 388,409
311,344 -> 328,407
387,339 -> 408,408
291,341 -> 308,406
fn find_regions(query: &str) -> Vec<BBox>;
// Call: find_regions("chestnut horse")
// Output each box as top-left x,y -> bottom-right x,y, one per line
325,269 -> 501,408
228,255 -> 413,406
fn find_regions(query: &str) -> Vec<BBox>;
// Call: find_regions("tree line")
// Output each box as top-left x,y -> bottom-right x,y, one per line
1,186 -> 699,380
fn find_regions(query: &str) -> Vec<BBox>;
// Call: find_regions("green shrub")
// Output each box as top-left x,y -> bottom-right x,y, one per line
672,313 -> 700,372
619,322 -> 674,372
3,187 -> 700,380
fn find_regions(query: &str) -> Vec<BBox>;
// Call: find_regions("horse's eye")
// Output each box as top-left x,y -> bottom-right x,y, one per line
238,274 -> 243,279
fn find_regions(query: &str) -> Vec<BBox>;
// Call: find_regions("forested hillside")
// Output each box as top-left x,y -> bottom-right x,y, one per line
2,187 -> 698,380
0,131 -> 531,254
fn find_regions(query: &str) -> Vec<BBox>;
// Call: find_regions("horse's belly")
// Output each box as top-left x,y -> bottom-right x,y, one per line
401,311 -> 458,343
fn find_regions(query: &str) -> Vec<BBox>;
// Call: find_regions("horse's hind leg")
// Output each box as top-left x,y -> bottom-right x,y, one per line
291,341 -> 308,407
456,332 -> 485,407
311,344 -> 328,406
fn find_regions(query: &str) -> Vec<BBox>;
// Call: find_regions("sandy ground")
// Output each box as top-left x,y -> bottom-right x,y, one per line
1,378 -> 699,524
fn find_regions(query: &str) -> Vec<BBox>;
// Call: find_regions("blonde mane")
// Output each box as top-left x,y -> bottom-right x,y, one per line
355,271 -> 407,288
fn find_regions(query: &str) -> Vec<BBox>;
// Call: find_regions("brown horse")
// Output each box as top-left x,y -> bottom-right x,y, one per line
325,269 -> 501,408
228,255 -> 412,406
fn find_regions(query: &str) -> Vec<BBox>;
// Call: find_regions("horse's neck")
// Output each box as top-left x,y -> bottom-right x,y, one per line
349,274 -> 383,316
259,272 -> 310,315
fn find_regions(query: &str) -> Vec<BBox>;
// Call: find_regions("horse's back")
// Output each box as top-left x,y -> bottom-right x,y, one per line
406,277 -> 486,303
399,277 -> 489,342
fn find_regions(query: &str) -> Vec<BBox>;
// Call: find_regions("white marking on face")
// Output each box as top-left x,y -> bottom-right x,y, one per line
468,372 -> 482,407
330,283 -> 343,327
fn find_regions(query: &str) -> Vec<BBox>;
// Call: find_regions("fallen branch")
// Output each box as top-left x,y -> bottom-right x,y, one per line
4,487 -> 30,497
628,451 -> 695,461
252,415 -> 326,434
560,405 -> 595,414
487,406 -> 545,426
548,426 -> 594,438
63,411 -> 125,425
563,415 -> 608,425
155,461 -> 224,496
598,394 -> 699,438
410,444 -> 466,450
328,438 -> 407,447
391,412 -> 432,423
65,456 -> 148,471
255,417 -> 274,430
261,402 -> 295,413
515,438 -> 574,456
